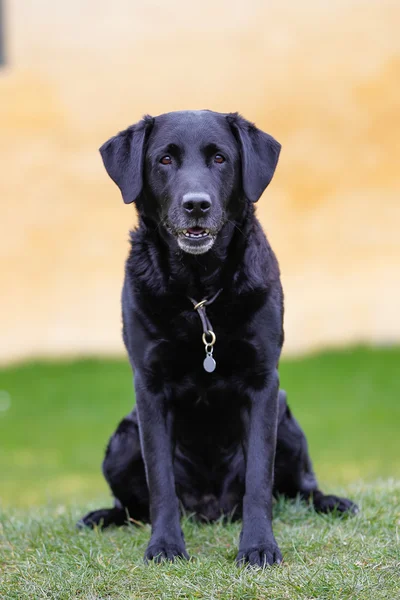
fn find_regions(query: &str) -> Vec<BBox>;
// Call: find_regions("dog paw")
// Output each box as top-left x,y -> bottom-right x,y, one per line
77,507 -> 126,529
144,539 -> 189,563
313,493 -> 359,515
236,543 -> 282,568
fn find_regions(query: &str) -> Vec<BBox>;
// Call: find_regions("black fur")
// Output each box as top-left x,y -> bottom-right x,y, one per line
79,110 -> 357,567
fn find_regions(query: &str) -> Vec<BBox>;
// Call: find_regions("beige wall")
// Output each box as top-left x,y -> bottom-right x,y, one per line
1,0 -> 399,363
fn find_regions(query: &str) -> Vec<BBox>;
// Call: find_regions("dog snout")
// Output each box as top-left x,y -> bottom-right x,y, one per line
182,193 -> 212,218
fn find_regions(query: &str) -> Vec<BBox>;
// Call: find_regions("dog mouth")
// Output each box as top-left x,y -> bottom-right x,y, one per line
178,227 -> 211,239
171,225 -> 218,254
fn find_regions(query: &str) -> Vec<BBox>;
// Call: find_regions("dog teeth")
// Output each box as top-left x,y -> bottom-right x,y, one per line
182,230 -> 210,238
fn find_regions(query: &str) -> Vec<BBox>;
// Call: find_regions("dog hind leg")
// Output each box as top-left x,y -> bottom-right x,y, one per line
78,410 -> 149,529
274,390 -> 358,515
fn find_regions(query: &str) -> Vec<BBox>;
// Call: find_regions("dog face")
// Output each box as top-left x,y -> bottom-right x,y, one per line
144,111 -> 241,255
100,110 -> 281,255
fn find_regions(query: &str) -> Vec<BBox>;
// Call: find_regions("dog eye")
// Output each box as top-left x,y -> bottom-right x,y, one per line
214,154 -> 225,164
160,155 -> 172,165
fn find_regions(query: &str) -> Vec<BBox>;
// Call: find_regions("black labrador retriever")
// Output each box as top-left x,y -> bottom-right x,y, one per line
79,110 -> 357,567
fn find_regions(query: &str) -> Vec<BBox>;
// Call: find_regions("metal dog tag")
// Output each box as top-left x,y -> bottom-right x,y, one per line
203,353 -> 216,373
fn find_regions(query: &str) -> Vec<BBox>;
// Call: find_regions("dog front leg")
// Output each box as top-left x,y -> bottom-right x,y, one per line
135,374 -> 188,563
237,370 -> 282,567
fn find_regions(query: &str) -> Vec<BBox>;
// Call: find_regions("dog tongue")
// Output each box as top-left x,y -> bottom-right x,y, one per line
187,227 -> 205,234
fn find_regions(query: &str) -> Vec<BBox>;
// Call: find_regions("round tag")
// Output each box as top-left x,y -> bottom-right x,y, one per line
203,355 -> 216,373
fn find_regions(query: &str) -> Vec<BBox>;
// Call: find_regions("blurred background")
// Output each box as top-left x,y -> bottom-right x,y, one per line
0,0 -> 399,507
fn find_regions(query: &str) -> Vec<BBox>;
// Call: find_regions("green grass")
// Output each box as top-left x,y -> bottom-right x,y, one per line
0,482 -> 399,599
0,347 -> 399,598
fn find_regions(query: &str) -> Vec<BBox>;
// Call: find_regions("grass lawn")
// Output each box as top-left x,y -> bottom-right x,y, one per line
0,347 -> 399,598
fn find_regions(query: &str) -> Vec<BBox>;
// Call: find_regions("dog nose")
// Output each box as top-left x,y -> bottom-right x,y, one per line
182,193 -> 212,217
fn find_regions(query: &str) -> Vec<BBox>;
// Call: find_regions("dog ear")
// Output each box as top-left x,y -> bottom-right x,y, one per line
227,113 -> 281,202
99,115 -> 154,204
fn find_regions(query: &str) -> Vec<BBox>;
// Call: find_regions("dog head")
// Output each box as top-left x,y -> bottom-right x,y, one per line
100,110 -> 281,255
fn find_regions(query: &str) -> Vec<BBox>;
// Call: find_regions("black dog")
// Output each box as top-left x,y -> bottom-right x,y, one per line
79,110 -> 357,567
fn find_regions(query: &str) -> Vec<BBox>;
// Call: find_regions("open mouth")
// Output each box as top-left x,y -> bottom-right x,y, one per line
179,227 -> 210,239
174,226 -> 217,254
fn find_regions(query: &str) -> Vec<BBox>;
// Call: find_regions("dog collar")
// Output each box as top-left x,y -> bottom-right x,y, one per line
188,288 -> 223,373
